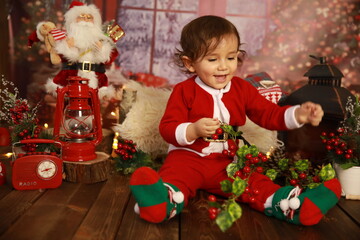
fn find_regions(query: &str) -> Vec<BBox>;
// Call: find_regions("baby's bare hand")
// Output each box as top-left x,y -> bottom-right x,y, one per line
295,102 -> 324,126
186,118 -> 220,142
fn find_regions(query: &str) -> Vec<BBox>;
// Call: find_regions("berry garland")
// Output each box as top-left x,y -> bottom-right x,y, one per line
207,124 -> 336,232
0,76 -> 54,152
112,137 -> 158,175
321,96 -> 360,169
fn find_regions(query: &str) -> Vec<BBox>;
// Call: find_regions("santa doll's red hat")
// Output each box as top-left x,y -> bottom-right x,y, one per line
69,1 -> 84,9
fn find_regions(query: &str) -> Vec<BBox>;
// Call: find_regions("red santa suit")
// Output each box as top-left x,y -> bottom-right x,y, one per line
41,2 -> 119,97
158,75 -> 301,211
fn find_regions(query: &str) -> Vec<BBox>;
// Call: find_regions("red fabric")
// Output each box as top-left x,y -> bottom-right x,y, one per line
69,1 -> 84,9
49,29 -> 66,41
299,198 -> 323,225
28,30 -> 40,47
159,76 -> 291,153
52,48 -> 118,88
158,150 -> 280,210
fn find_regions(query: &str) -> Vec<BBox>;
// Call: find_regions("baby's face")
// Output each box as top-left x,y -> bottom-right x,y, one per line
186,34 -> 239,90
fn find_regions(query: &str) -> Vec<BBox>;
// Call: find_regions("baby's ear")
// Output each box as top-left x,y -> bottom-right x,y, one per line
181,56 -> 195,73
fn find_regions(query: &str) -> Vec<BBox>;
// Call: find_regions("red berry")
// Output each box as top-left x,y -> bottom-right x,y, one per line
243,166 -> 251,173
208,207 -> 218,214
253,189 -> 260,195
252,157 -> 260,164
321,132 -> 327,136
346,149 -> 353,154
208,207 -> 218,220
211,134 -> 219,140
299,173 -> 307,179
222,150 -> 229,156
336,149 -> 343,155
290,179 -> 297,186
229,151 -> 236,157
208,195 -> 217,202
256,166 -> 263,173
249,197 -> 256,203
229,145 -> 236,150
345,154 -> 352,159
215,128 -> 224,134
326,145 -> 332,150
261,156 -> 268,162
244,187 -> 250,193
209,212 -> 217,220
312,176 -> 320,183
245,154 -> 253,160
329,132 -> 335,137
234,171 -> 242,178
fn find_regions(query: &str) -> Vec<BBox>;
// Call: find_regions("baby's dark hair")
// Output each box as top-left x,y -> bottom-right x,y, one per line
175,15 -> 246,73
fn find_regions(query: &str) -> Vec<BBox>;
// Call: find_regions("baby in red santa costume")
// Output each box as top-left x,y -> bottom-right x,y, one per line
36,1 -> 118,98
130,15 -> 341,226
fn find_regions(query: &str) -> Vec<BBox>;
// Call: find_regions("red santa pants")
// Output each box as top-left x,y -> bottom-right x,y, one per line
159,150 -> 280,212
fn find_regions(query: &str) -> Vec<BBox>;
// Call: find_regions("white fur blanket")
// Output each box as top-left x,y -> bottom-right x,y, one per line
112,80 -> 171,158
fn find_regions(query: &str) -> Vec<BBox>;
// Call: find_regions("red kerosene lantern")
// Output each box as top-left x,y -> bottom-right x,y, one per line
53,76 -> 102,162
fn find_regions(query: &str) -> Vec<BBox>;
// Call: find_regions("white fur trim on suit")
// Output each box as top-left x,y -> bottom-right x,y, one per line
55,39 -> 80,62
45,78 -> 61,96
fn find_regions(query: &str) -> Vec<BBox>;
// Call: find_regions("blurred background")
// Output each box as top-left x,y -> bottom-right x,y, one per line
1,0 -> 359,125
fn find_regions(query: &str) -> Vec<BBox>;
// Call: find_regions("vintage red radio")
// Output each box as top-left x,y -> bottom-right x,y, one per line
12,139 -> 63,190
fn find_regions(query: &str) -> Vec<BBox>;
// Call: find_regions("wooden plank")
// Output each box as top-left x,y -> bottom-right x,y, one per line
181,191 -> 360,240
0,185 -> 12,200
0,188 -> 45,236
72,174 -> 131,240
117,195 -> 179,240
181,191 -> 237,240
337,197 -> 360,226
0,180 -> 104,240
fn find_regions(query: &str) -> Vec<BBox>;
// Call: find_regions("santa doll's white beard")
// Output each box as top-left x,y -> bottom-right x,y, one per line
67,21 -> 106,49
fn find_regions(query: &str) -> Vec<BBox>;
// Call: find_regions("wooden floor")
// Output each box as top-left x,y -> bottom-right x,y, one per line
0,172 -> 359,240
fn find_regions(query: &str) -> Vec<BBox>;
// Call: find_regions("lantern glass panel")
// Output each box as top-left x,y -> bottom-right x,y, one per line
63,108 -> 94,138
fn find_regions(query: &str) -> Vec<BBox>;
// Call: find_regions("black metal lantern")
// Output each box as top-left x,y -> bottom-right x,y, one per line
279,55 -> 355,164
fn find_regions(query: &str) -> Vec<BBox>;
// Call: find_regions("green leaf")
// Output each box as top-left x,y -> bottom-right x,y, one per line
307,183 -> 321,189
265,169 -> 278,181
220,179 -> 232,193
216,211 -> 234,232
339,162 -> 357,170
294,159 -> 309,171
226,163 -> 239,178
319,163 -> 336,181
290,170 -> 298,179
208,201 -> 222,208
227,201 -> 242,222
278,158 -> 289,171
232,177 -> 246,196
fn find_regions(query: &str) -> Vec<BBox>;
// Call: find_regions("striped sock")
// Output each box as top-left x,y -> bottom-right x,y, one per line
130,167 -> 184,223
265,178 -> 341,225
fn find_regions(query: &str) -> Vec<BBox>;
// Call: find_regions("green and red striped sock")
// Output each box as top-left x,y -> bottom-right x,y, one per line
265,178 -> 341,225
129,167 -> 184,223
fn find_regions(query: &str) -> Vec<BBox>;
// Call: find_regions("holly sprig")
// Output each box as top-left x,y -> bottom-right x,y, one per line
207,123 -> 336,232
321,96 -> 360,169
112,137 -> 157,175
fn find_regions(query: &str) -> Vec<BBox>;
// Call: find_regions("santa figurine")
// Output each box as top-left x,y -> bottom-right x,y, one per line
35,1 -> 120,98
